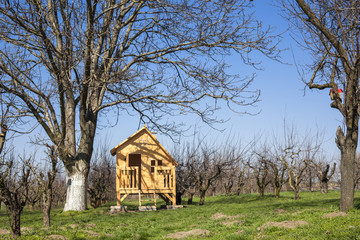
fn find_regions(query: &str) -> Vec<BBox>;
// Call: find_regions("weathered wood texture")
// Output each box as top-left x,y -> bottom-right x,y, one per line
111,126 -> 177,206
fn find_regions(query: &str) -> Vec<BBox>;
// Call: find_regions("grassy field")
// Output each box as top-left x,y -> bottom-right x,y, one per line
0,191 -> 360,239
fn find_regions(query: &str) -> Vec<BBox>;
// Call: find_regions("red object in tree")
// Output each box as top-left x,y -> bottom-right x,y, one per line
329,88 -> 343,100
330,89 -> 343,93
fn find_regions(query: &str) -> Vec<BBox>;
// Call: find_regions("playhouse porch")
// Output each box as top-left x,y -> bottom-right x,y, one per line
117,166 -> 176,206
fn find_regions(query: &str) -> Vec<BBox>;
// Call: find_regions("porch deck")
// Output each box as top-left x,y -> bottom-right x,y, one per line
117,166 -> 176,206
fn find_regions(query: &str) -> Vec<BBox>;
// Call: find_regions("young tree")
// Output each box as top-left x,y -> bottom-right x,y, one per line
221,144 -> 247,197
267,154 -> 287,198
87,144 -> 114,208
310,157 -> 336,194
185,137 -> 241,205
254,141 -> 287,198
281,147 -> 308,200
26,180 -> 41,211
235,164 -> 247,196
26,145 -> 58,227
187,142 -> 221,205
51,174 -> 67,208
222,166 -> 237,197
279,124 -> 322,200
280,0 -> 360,212
173,145 -> 192,205
0,153 -> 31,238
0,0 -> 279,211
247,156 -> 271,197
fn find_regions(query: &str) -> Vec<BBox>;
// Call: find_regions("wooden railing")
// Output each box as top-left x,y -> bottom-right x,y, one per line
154,166 -> 175,190
120,167 -> 138,189
119,166 -> 175,190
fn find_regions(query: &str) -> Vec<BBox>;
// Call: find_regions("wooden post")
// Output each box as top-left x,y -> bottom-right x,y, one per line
171,167 -> 176,205
116,166 -> 121,206
154,166 -> 157,190
138,192 -> 141,207
154,191 -> 156,207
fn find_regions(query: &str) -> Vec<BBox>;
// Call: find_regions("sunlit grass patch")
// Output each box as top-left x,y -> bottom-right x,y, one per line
0,191 -> 359,239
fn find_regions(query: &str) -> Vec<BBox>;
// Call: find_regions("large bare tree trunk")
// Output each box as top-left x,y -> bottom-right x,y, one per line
64,161 -> 89,211
339,137 -> 356,211
10,209 -> 21,238
199,190 -> 206,205
43,190 -> 52,227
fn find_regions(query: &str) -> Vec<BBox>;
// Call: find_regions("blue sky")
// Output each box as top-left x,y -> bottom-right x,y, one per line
9,1 -> 342,161
102,1 -> 342,159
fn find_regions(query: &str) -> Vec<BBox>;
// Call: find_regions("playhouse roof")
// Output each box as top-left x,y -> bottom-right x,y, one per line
110,125 -> 178,165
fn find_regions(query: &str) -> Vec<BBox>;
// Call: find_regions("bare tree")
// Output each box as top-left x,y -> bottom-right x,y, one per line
0,0 -> 279,211
26,145 -> 58,227
87,143 -> 114,208
235,164 -> 247,196
172,145 -> 192,205
281,147 -> 308,200
0,152 -> 31,238
247,155 -> 271,197
280,0 -> 360,212
303,163 -> 317,192
175,164 -> 187,205
27,180 -> 41,211
267,154 -> 287,198
310,156 -> 336,194
254,140 -> 287,198
184,136 -> 241,205
187,142 -> 221,205
51,174 -> 66,208
221,143 -> 247,197
278,124 -> 323,200
222,166 -> 237,197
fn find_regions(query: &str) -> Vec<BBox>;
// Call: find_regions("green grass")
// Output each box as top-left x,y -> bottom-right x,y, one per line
0,191 -> 360,239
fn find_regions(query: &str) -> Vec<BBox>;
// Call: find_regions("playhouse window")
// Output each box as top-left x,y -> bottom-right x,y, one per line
151,159 -> 162,173
151,160 -> 156,173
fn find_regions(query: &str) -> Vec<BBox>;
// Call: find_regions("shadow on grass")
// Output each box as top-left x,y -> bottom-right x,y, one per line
204,191 -> 341,212
354,196 -> 360,209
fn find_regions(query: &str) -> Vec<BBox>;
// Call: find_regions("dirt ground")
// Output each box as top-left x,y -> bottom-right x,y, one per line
323,212 -> 347,218
273,208 -> 286,213
47,235 -> 68,240
0,228 -> 10,235
165,229 -> 211,239
211,212 -> 244,225
258,220 -> 308,230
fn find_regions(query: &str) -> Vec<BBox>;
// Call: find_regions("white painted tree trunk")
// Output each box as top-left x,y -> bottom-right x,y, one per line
64,168 -> 88,211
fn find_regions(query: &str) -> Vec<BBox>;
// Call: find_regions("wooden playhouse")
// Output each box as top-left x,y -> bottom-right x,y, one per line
110,125 -> 177,209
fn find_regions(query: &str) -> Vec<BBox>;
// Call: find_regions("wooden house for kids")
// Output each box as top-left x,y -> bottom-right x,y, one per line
110,125 -> 177,210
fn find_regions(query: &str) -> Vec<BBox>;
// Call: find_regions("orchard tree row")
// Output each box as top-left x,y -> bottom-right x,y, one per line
175,127 -> 360,205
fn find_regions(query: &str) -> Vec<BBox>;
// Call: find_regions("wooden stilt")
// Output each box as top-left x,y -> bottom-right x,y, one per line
153,191 -> 157,207
138,192 -> 141,206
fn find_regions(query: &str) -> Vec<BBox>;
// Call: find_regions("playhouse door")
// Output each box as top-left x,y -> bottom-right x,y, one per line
129,154 -> 141,189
